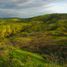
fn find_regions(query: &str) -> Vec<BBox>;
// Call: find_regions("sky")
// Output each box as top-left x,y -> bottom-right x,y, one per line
0,0 -> 67,18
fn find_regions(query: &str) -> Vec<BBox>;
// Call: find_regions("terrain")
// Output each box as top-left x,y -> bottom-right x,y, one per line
0,14 -> 67,67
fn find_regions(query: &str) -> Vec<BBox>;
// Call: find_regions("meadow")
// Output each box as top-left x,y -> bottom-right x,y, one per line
0,14 -> 67,67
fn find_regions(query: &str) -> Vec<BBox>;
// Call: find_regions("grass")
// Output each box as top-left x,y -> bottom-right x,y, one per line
0,45 -> 63,67
0,14 -> 67,66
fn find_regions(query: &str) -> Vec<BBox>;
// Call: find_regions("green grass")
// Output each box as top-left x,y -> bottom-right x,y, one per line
0,45 -> 63,67
0,14 -> 67,67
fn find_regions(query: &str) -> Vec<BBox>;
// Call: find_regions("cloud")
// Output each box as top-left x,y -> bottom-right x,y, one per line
0,0 -> 45,9
0,0 -> 67,18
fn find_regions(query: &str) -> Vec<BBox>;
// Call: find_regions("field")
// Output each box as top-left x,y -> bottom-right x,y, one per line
0,14 -> 67,67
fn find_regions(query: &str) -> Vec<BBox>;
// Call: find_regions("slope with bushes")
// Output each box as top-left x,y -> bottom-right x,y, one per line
0,14 -> 67,67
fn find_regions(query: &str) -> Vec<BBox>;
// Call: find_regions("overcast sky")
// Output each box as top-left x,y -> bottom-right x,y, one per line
0,0 -> 67,18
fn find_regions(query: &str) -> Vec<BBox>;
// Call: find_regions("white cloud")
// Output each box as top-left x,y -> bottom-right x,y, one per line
0,0 -> 67,18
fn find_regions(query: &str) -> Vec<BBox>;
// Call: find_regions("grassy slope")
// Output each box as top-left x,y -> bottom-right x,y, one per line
0,14 -> 67,67
0,45 -> 62,67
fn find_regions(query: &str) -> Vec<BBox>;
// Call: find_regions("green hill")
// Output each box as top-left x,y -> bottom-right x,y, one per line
0,14 -> 67,67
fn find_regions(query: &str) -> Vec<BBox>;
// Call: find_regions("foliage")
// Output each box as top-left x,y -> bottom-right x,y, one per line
0,14 -> 67,67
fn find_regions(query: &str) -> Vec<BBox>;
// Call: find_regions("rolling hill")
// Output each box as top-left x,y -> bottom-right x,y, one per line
0,14 -> 67,67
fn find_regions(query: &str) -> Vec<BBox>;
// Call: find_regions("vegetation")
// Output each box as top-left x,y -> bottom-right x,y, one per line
0,14 -> 67,67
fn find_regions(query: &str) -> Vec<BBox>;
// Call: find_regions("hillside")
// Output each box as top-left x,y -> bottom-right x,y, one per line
0,14 -> 67,67
0,44 -> 63,67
